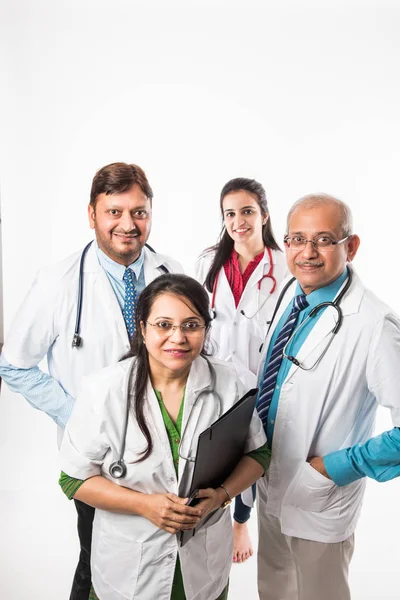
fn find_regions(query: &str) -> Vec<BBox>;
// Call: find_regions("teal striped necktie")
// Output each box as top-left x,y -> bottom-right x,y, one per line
257,293 -> 309,427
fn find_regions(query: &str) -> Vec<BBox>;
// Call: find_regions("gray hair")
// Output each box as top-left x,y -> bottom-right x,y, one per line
286,193 -> 353,237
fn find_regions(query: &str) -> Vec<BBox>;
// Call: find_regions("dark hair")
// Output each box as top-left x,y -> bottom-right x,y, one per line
90,162 -> 153,206
125,273 -> 212,462
204,178 -> 281,293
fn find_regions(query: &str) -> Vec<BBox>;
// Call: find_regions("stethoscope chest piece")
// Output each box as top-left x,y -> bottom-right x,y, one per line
109,460 -> 127,479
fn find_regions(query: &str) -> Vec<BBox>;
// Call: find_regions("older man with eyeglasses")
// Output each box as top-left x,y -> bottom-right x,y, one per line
256,194 -> 400,600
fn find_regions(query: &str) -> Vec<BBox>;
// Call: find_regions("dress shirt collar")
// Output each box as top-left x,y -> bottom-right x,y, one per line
295,267 -> 349,308
95,242 -> 145,281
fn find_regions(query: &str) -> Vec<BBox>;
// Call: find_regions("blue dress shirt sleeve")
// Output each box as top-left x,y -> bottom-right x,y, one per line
0,354 -> 74,428
324,427 -> 400,486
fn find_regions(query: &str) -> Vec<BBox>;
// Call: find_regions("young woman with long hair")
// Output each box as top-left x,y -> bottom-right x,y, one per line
195,178 -> 287,563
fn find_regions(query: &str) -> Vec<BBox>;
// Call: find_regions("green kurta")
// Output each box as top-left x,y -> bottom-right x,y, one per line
60,389 -> 269,600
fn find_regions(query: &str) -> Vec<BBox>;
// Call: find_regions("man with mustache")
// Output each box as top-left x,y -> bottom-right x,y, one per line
256,194 -> 400,600
0,162 -> 182,600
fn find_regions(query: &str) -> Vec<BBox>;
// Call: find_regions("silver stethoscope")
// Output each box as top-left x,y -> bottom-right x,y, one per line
109,356 -> 223,479
71,240 -> 169,348
211,246 -> 277,321
271,268 -> 353,371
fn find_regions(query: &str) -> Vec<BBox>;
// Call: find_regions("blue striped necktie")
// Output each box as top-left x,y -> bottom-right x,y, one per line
257,293 -> 309,427
123,268 -> 138,338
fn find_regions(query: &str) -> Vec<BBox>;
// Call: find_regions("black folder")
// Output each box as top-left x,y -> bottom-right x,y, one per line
180,387 -> 258,546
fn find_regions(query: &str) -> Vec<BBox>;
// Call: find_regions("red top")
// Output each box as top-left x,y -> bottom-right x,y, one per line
223,249 -> 264,307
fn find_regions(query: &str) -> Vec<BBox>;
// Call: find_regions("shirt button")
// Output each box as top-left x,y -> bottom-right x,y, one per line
175,439 -> 180,444
175,458 -> 179,464
276,385 -> 280,390
232,350 -> 236,355
270,419 -> 275,425
233,321 -> 237,326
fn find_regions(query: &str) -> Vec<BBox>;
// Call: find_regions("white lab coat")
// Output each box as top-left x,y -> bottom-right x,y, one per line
195,248 -> 288,388
59,355 -> 266,600
257,267 -> 400,543
2,243 -> 182,436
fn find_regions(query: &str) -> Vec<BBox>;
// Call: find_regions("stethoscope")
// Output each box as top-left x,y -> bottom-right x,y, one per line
71,240 -> 169,348
211,246 -> 277,320
269,268 -> 353,371
109,356 -> 223,479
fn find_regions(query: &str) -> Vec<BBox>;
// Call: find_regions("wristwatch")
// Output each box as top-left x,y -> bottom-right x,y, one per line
218,484 -> 232,509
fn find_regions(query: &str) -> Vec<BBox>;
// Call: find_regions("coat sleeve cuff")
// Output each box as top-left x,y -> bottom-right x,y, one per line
323,449 -> 364,487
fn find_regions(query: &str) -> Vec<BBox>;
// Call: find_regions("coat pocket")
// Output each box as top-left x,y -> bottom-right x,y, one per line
286,462 -> 343,513
92,528 -> 142,598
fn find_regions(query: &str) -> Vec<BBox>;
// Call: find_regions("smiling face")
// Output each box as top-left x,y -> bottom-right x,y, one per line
286,202 -> 360,293
222,190 -> 267,249
88,184 -> 152,265
141,292 -> 206,377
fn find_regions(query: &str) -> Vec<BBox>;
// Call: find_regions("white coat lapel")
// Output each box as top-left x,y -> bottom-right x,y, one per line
178,357 -> 212,482
83,242 -> 128,341
144,381 -> 175,464
216,267 -> 236,313
143,246 -> 166,284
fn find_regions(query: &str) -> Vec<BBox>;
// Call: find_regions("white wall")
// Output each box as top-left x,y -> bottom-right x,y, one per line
0,198 -> 3,348
0,1 -> 400,598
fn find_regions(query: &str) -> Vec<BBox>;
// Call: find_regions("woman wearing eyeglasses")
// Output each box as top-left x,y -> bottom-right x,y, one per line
195,178 -> 287,562
59,274 -> 267,600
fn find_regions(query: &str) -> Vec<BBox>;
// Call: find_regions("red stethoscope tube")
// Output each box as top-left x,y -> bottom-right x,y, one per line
211,246 -> 276,319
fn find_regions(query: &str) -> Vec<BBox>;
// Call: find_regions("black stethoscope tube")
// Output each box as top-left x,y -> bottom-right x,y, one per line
72,241 -> 94,348
71,241 -> 169,349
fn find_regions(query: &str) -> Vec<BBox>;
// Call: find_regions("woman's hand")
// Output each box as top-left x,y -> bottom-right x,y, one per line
193,487 -> 227,520
141,493 -> 203,534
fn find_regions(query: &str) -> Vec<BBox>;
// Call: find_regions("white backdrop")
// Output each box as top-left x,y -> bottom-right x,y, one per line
1,1 -> 400,598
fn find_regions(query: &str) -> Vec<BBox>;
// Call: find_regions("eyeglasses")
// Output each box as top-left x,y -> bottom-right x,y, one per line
284,235 -> 349,252
146,321 -> 206,336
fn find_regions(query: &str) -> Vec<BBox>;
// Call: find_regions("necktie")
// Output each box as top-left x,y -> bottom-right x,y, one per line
123,268 -> 138,338
257,293 -> 309,427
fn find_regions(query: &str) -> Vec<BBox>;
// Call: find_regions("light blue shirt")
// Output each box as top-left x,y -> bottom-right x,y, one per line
262,268 -> 348,444
0,244 -> 145,427
96,243 -> 146,307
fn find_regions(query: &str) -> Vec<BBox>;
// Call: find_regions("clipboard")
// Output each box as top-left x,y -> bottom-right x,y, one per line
180,387 -> 258,546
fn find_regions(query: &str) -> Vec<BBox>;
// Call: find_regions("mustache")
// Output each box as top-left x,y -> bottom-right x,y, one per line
112,228 -> 141,236
295,261 -> 324,267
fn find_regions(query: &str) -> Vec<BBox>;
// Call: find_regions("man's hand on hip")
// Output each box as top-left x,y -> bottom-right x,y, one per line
308,456 -> 331,480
